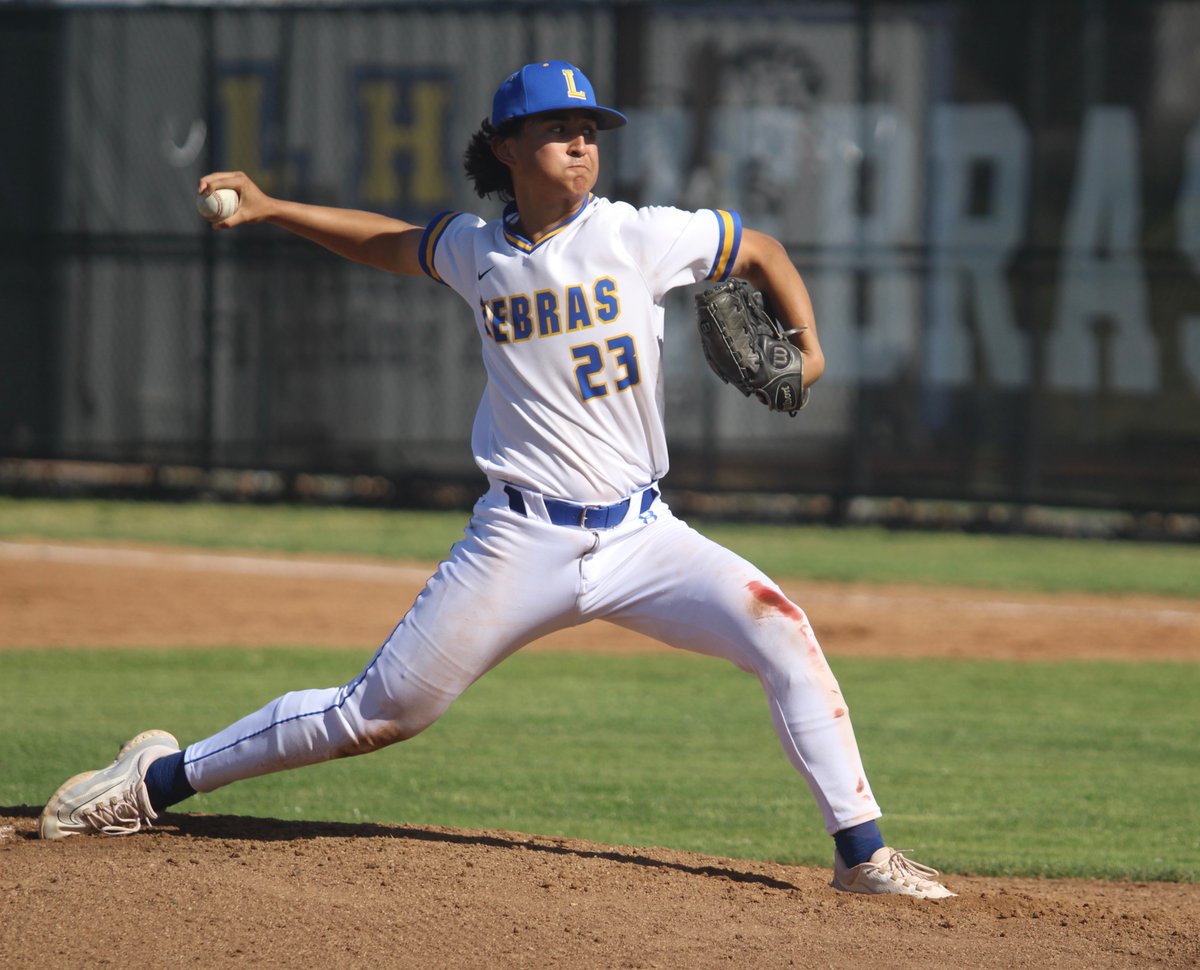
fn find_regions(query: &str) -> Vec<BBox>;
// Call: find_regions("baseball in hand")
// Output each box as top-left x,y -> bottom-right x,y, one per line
197,188 -> 240,222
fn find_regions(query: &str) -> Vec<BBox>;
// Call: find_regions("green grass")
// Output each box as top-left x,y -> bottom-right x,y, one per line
3,648 -> 1197,882
1,496 -> 1195,595
0,496 -> 466,563
699,521 -> 1199,597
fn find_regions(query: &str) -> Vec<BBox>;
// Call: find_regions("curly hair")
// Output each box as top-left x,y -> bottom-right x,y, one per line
463,117 -> 522,202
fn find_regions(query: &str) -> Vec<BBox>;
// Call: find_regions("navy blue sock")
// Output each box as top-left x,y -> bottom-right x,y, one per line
144,751 -> 196,813
833,820 -> 885,868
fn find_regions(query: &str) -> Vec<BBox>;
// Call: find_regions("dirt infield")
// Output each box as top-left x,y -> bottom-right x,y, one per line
2,539 -> 1198,968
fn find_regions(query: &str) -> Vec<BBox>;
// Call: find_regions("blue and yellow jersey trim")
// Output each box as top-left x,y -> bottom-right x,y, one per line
706,209 -> 742,281
503,194 -> 594,253
418,210 -> 464,285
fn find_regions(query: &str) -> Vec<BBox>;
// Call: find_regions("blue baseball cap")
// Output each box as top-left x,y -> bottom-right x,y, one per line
491,60 -> 627,130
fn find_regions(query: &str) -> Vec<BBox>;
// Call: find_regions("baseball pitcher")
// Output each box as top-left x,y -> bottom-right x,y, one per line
41,61 -> 953,900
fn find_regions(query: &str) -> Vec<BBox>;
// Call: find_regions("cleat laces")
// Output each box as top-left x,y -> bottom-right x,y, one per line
883,849 -> 944,891
80,788 -> 155,836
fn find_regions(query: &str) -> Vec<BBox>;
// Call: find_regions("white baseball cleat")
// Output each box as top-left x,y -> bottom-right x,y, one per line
832,846 -> 957,899
39,730 -> 180,840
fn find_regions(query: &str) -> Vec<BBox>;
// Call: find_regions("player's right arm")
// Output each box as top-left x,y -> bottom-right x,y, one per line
198,171 -> 425,277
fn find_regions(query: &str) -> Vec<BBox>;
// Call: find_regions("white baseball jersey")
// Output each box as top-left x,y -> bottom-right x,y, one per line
418,195 -> 742,503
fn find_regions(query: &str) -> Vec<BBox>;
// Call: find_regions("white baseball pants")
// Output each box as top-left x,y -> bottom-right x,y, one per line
183,482 -> 882,834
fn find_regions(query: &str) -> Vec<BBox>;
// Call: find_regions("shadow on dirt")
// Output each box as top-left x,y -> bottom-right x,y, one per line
3,804 -> 800,891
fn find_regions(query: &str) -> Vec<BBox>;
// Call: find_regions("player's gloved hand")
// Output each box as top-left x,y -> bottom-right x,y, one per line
694,278 -> 810,416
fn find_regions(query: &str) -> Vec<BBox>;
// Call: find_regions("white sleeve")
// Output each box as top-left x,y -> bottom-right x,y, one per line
619,205 -> 743,300
417,210 -> 488,300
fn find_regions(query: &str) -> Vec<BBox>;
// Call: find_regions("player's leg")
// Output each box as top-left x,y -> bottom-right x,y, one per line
40,488 -> 589,837
181,495 -> 590,792
598,514 -> 878,833
589,504 -> 953,897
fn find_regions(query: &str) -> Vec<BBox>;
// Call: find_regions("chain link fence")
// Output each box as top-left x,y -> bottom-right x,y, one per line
3,1 -> 1198,516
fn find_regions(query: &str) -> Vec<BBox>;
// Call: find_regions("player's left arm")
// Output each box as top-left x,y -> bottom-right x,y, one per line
731,229 -> 825,386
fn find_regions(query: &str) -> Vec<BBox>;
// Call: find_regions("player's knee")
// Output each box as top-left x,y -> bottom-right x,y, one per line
359,691 -> 449,746
339,662 -> 457,751
332,707 -> 438,758
759,653 -> 842,699
363,715 -> 429,749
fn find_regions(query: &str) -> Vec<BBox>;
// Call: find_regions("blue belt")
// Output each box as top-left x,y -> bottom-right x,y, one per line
504,484 -> 658,530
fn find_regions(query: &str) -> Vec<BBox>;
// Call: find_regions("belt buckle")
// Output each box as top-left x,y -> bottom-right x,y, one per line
579,505 -> 594,528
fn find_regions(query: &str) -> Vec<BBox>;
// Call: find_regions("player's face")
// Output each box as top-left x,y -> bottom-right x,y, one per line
498,110 -> 600,200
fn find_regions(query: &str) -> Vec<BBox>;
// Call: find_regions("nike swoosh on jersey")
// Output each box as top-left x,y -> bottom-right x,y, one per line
478,266 -> 495,280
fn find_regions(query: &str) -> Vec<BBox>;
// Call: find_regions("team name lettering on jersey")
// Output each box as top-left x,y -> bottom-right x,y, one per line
484,277 -> 620,344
